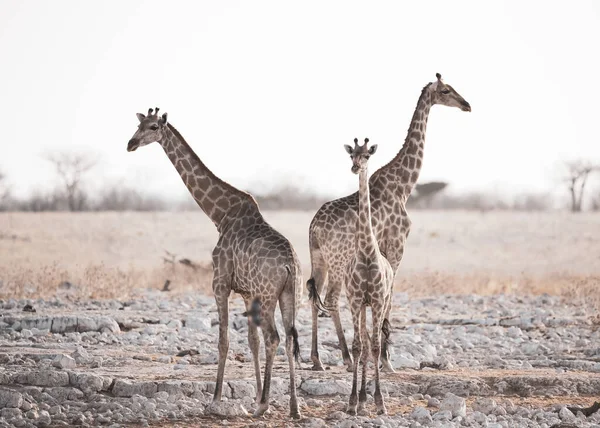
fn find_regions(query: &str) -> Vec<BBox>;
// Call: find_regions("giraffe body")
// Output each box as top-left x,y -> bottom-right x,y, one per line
343,138 -> 393,415
308,74 -> 471,371
127,108 -> 303,419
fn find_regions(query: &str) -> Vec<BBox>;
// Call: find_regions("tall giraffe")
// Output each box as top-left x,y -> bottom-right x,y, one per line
343,138 -> 393,416
308,74 -> 471,371
127,108 -> 303,419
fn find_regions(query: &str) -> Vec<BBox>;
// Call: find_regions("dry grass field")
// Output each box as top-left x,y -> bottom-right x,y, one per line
1,210 -> 599,303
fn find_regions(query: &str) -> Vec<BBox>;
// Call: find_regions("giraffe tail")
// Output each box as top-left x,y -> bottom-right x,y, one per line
285,265 -> 301,363
307,278 -> 331,314
382,318 -> 393,346
242,298 -> 262,327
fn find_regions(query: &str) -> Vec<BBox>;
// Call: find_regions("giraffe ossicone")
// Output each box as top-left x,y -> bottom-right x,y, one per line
127,108 -> 304,419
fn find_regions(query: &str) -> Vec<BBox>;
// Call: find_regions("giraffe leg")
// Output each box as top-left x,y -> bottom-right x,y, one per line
380,301 -> 395,373
279,291 -> 301,419
211,285 -> 231,403
346,302 -> 362,415
308,250 -> 327,371
325,277 -> 353,371
254,311 -> 279,418
245,298 -> 262,403
358,306 -> 370,413
371,303 -> 387,416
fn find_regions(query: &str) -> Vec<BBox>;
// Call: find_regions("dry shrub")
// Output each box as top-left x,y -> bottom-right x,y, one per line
395,271 -> 600,311
0,262 -> 213,300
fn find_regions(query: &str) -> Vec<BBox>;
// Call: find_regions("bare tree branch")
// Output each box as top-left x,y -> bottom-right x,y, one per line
561,160 -> 600,212
43,152 -> 98,211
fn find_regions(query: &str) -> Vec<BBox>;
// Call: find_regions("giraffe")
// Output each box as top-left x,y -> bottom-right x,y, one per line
127,108 -> 303,419
308,73 -> 471,371
343,137 -> 393,415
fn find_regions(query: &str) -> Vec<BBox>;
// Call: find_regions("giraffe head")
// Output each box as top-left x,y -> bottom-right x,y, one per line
344,138 -> 378,174
429,73 -> 471,112
127,107 -> 169,152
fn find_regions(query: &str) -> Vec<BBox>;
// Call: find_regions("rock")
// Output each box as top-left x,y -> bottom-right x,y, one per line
440,393 -> 466,418
228,380 -> 255,399
410,406 -> 432,424
432,409 -> 452,421
37,410 -> 51,426
0,389 -> 23,408
427,397 -> 441,408
205,401 -> 248,417
391,354 -> 420,370
21,329 -> 33,339
1,407 -> 22,419
302,417 -> 327,427
14,370 -> 69,387
472,397 -> 497,414
559,406 -> 576,422
300,378 -> 351,396
185,316 -> 211,332
52,354 -> 76,370
69,373 -> 103,394
112,380 -> 157,398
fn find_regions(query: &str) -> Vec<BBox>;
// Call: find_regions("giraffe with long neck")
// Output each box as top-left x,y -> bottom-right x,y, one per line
127,108 -> 303,419
308,74 -> 471,371
343,138 -> 393,415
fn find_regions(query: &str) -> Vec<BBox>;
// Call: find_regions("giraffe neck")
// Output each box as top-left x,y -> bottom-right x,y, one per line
357,167 -> 378,255
377,83 -> 434,200
160,124 -> 254,229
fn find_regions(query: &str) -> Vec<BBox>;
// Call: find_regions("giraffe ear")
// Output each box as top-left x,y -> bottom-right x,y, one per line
344,145 -> 353,154
368,144 -> 378,155
160,113 -> 168,125
136,113 -> 145,123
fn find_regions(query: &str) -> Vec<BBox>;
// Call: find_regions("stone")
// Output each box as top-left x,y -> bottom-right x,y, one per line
15,371 -> 69,387
185,316 -> 211,332
37,410 -> 51,426
52,354 -> 76,370
472,397 -> 497,414
205,401 -> 248,417
0,389 -> 23,408
302,417 -> 327,427
440,393 -> 466,418
410,406 -> 432,424
558,406 -> 576,422
228,380 -> 255,399
300,378 -> 351,396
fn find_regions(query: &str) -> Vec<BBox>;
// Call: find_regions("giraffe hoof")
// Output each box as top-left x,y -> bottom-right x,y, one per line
381,362 -> 396,373
290,410 -> 302,419
346,407 -> 357,416
377,408 -> 388,416
253,405 -> 270,418
311,362 -> 325,371
345,364 -> 354,373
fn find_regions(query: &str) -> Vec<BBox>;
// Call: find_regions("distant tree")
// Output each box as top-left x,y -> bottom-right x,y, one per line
43,152 -> 98,211
561,160 -> 600,212
94,186 -> 168,211
408,181 -> 449,208
0,170 -> 11,210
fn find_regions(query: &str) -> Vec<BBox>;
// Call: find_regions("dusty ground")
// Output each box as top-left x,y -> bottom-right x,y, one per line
1,211 -> 600,299
0,210 -> 600,427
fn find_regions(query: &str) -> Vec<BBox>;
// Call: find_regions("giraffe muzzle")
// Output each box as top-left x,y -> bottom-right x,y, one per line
460,101 -> 471,112
127,139 -> 140,152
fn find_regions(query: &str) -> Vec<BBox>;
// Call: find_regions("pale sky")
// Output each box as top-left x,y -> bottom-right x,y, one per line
1,1 -> 599,201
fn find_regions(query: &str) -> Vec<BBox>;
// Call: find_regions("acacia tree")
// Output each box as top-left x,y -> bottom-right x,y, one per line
43,152 -> 98,211
562,160 -> 599,212
0,170 -> 10,210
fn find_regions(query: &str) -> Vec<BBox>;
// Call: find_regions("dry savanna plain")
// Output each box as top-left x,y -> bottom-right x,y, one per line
0,210 -> 600,427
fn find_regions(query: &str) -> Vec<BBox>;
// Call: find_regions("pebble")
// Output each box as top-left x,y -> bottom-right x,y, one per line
0,293 -> 597,427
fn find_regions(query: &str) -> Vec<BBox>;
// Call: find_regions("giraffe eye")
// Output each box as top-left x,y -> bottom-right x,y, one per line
441,89 -> 450,95
150,124 -> 159,130
365,155 -> 370,160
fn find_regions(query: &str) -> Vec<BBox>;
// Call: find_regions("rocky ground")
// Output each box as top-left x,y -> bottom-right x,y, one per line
0,290 -> 599,427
